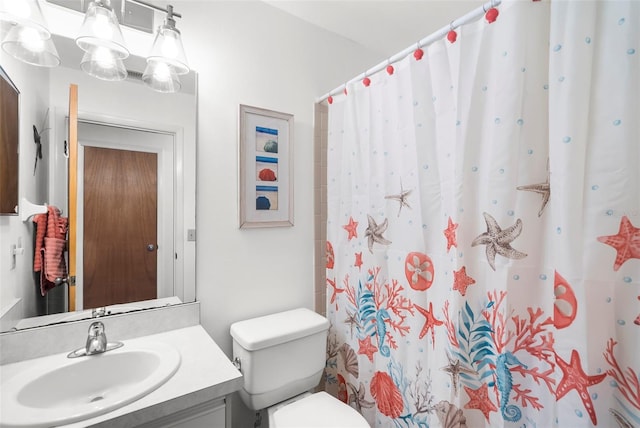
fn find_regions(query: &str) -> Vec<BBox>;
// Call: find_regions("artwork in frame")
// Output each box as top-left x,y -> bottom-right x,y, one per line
239,105 -> 294,228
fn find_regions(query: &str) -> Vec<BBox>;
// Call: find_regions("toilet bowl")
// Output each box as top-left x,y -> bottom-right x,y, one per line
230,308 -> 369,428
268,391 -> 369,428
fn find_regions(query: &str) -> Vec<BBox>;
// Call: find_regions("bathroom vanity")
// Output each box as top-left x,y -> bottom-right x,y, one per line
0,302 -> 243,428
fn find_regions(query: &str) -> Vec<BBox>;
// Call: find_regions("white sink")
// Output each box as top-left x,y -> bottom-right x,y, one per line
0,341 -> 181,427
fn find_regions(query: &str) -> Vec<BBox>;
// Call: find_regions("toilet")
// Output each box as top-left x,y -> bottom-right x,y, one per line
230,308 -> 369,427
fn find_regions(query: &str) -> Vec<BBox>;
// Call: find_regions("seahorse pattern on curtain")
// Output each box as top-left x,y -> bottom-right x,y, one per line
324,1 -> 639,427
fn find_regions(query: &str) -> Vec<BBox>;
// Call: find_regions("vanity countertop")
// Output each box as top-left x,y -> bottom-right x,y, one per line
0,325 -> 243,428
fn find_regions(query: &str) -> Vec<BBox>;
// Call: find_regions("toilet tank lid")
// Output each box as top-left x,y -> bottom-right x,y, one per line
230,308 -> 330,351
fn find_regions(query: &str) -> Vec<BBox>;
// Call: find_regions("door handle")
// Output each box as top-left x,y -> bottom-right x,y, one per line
146,244 -> 157,252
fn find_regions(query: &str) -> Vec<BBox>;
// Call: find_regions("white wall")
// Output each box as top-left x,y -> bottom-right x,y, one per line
177,3 -> 381,424
177,1 -> 380,357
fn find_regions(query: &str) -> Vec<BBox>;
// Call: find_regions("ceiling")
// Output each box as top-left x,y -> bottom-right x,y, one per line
262,0 -> 486,59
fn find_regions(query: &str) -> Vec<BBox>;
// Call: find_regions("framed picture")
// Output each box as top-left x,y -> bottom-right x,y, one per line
239,105 -> 294,228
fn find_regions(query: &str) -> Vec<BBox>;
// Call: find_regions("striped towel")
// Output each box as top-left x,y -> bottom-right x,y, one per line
33,206 -> 68,296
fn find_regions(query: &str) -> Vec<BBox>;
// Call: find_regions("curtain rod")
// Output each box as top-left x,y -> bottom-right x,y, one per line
316,0 -> 502,103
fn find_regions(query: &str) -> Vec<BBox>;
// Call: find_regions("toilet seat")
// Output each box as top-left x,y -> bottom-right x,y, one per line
268,391 -> 369,428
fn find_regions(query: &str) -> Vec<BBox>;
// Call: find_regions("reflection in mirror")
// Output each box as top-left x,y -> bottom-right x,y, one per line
0,66 -> 19,215
0,34 -> 196,332
75,122 -> 176,309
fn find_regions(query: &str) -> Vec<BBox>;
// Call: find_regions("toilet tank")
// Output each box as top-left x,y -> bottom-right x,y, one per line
230,308 -> 330,410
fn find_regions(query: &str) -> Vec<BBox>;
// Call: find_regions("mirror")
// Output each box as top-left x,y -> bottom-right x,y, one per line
0,34 -> 197,332
0,66 -> 19,215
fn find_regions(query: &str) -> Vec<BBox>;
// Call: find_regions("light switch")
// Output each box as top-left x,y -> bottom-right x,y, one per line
10,244 -> 16,270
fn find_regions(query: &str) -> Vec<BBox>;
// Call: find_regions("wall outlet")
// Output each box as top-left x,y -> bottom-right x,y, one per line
187,229 -> 196,242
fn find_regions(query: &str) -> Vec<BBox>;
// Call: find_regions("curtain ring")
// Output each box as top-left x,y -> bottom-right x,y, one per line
386,58 -> 395,75
447,21 -> 458,43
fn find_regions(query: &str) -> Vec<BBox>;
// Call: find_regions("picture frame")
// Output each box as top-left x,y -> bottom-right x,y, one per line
239,105 -> 294,228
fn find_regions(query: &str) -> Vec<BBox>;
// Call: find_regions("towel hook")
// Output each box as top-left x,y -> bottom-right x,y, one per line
20,198 -> 48,222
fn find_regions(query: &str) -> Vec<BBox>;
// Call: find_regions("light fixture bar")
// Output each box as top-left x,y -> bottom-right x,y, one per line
128,0 -> 182,19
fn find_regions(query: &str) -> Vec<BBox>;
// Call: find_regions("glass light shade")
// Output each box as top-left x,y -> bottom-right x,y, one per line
76,1 -> 128,59
80,45 -> 127,81
142,60 -> 181,93
147,24 -> 189,75
0,0 -> 50,39
2,24 -> 60,67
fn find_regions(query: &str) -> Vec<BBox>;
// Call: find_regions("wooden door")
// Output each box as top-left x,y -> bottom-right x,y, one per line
83,146 -> 158,308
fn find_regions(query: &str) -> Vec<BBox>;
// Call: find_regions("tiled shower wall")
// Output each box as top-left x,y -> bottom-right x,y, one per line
314,103 -> 328,316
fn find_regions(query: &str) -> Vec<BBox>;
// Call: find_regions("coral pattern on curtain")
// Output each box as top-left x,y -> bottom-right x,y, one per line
324,1 -> 639,427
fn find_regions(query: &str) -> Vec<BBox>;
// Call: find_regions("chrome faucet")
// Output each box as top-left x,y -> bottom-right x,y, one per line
68,321 -> 123,358
86,321 -> 108,355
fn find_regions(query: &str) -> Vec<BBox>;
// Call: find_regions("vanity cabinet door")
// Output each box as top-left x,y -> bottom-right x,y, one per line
142,397 -> 226,428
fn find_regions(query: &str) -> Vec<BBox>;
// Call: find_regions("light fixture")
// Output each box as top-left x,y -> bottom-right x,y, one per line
80,45 -> 127,81
142,59 -> 181,93
145,5 -> 188,74
1,0 -> 190,92
142,4 -> 189,93
0,0 -> 60,67
75,0 -> 129,60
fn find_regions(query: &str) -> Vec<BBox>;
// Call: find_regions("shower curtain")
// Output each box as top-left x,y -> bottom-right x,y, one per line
324,1 -> 639,427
